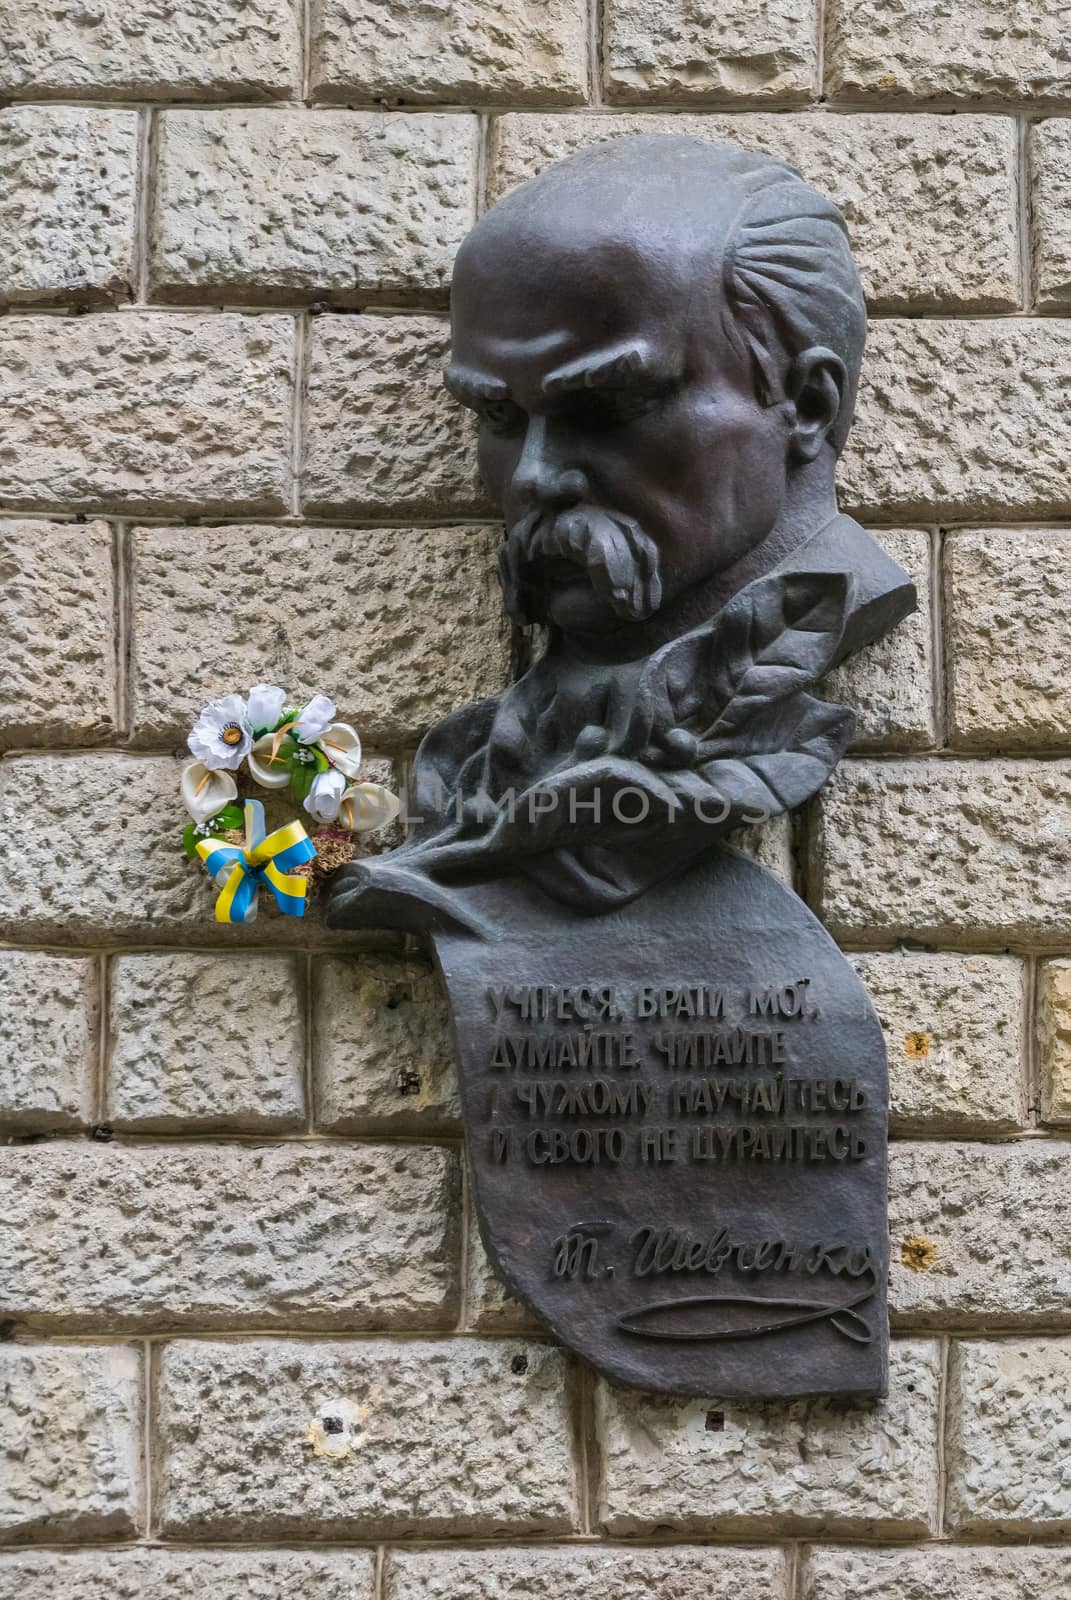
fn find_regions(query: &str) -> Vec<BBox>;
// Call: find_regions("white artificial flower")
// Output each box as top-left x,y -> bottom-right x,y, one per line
246,731 -> 293,788
292,693 -> 336,744
318,722 -> 362,779
246,683 -> 288,734
339,781 -> 402,834
304,767 -> 348,823
180,761 -> 238,824
187,693 -> 253,771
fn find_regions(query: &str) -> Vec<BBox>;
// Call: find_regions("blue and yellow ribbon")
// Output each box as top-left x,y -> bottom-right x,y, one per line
196,799 -> 316,923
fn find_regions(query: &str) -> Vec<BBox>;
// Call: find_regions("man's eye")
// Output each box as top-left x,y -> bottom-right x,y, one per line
564,388 -> 667,430
480,399 -> 524,434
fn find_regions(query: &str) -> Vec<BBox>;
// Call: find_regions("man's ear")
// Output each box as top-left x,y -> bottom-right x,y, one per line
785,347 -> 847,462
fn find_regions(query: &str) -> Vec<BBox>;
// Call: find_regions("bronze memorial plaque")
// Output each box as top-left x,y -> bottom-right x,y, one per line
326,134 -> 914,1397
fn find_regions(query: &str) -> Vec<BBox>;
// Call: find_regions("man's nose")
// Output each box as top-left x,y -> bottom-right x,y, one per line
510,415 -> 588,510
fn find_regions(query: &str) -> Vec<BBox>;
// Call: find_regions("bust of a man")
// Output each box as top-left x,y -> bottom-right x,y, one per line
327,134 -> 914,933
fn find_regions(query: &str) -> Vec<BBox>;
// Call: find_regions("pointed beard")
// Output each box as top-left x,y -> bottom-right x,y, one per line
499,506 -> 664,627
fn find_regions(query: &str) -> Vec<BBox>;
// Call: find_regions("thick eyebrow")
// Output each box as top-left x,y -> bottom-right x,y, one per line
541,343 -> 680,396
443,364 -> 511,406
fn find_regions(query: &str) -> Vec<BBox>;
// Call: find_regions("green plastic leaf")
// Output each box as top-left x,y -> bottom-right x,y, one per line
289,762 -> 316,802
182,823 -> 200,859
215,803 -> 245,830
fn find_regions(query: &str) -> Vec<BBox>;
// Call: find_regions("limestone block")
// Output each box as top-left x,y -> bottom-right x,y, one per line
313,956 -> 460,1134
0,0 -> 298,100
826,0 -> 1071,104
155,1338 -> 578,1538
945,528 -> 1071,749
946,1339 -> 1071,1535
1037,961 -> 1071,1124
0,953 -> 97,1131
490,112 -> 1018,313
386,1546 -> 790,1600
595,1340 -> 941,1536
464,1206 -> 541,1333
888,1142 -> 1071,1328
310,0 -> 588,105
1032,119 -> 1071,309
0,519 -> 116,747
0,315 -> 292,517
107,953 -> 305,1132
151,112 -> 477,306
0,1141 -> 460,1331
810,759 -> 1071,944
0,1550 -> 376,1600
604,0 -> 816,104
129,524 -> 509,749
840,321 -> 1071,522
0,108 -> 137,306
0,1344 -> 141,1543
803,1545 -> 1071,1600
302,315 -> 490,517
848,953 -> 1026,1133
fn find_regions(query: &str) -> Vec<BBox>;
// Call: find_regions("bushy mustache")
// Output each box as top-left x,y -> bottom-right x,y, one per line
500,506 -> 663,626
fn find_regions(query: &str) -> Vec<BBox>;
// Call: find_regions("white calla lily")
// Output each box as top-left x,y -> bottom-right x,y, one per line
187,692 -> 253,770
247,731 -> 293,789
181,761 -> 238,824
339,781 -> 401,834
318,721 -> 362,779
292,693 -> 336,744
304,767 -> 348,824
246,682 -> 288,734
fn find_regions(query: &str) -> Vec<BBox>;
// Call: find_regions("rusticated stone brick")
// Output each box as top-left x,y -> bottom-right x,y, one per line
0,953 -> 97,1131
155,1338 -> 577,1538
0,0 -> 298,100
0,1141 -> 459,1332
313,956 -> 459,1134
0,315 -> 292,517
604,0 -> 816,104
840,321 -> 1071,522
129,524 -> 508,749
151,113 -> 477,306
490,112 -> 1018,313
888,1142 -> 1071,1328
946,1339 -> 1071,1536
825,0 -> 1071,104
464,1206 -> 541,1333
0,1344 -> 141,1544
945,528 -> 1071,749
802,1545 -> 1071,1600
0,519 -> 116,748
596,1340 -> 941,1536
811,759 -> 1071,945
301,316 -> 489,518
0,108 -> 137,306
848,953 -> 1026,1133
386,1546 -> 790,1600
1032,119 -> 1071,309
310,0 -> 588,106
1038,961 -> 1071,1124
0,1550 -> 376,1600
107,953 -> 305,1132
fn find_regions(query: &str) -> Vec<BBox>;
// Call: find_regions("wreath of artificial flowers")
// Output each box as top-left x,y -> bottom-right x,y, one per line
180,684 -> 399,923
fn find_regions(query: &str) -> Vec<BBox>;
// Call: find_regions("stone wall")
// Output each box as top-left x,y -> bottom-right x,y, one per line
1,3 -> 1070,1594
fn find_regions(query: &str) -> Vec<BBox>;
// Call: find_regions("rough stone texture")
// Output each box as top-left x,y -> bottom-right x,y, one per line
802,1546 -> 1071,1600
811,758 -> 1071,945
0,0 -> 299,100
604,0 -> 816,104
0,315 -> 292,517
465,1207 -> 542,1332
595,1340 -> 941,1536
0,108 -> 137,306
387,1547 -> 790,1600
822,528 -> 935,750
0,953 -> 97,1131
0,519 -> 116,748
1039,961 -> 1071,1123
129,524 -> 509,749
0,1141 -> 459,1332
946,1339 -> 1071,1535
151,112 -> 478,306
107,952 -> 305,1132
825,0 -> 1071,104
945,528 -> 1071,749
155,1338 -> 577,1539
310,0 -> 588,106
1032,118 -> 1071,309
848,952 -> 1026,1133
302,315 -> 490,517
840,320 -> 1071,522
0,1551 -> 377,1600
730,813 -> 794,885
888,1141 -> 1071,1328
0,1344 -> 141,1543
313,956 -> 460,1134
490,113 -> 1018,313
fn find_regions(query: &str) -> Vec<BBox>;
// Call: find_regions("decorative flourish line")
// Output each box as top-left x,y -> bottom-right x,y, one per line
616,1273 -> 877,1345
